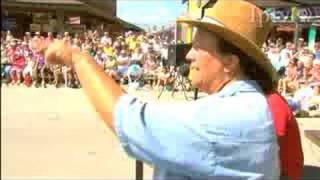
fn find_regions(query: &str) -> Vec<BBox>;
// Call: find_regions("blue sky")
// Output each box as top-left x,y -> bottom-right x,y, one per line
117,0 -> 187,29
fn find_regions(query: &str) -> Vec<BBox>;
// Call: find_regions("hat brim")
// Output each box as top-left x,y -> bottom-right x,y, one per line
177,17 -> 277,81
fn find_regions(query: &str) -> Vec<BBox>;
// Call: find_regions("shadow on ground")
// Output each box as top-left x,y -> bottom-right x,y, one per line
302,165 -> 320,180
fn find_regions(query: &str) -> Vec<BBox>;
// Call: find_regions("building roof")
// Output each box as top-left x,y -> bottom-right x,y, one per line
1,0 -> 143,32
5,0 -> 83,5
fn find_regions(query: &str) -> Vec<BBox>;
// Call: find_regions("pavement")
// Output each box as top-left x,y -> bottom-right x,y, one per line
1,85 -> 320,179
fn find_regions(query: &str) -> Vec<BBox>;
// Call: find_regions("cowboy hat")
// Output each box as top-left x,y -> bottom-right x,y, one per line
177,0 -> 277,81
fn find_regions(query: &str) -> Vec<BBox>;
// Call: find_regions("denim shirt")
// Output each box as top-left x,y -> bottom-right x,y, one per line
114,80 -> 280,180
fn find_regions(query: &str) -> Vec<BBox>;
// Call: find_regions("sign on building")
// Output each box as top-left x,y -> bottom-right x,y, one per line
30,24 -> 41,32
68,16 -> 81,24
68,24 -> 86,33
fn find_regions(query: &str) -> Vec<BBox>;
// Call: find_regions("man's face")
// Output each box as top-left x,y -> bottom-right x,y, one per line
186,28 -> 227,93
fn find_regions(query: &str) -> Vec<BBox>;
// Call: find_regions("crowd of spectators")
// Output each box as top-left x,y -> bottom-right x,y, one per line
1,30 -> 319,116
263,37 -> 320,116
1,29 -> 182,90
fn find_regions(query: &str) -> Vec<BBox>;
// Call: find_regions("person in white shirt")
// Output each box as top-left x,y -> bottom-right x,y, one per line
160,42 -> 169,66
100,31 -> 112,45
280,42 -> 293,67
267,45 -> 282,72
114,49 -> 130,81
130,47 -> 143,65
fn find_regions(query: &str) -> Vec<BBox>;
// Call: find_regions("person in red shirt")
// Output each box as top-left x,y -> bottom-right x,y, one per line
267,92 -> 304,180
8,39 -> 26,85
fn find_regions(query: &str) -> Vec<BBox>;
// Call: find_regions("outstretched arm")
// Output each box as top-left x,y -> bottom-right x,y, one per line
34,38 -> 125,134
72,51 -> 124,134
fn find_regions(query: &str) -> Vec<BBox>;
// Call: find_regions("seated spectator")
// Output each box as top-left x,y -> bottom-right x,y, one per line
127,61 -> 143,84
94,48 -> 108,68
302,56 -> 313,82
296,60 -> 304,81
24,32 -> 32,43
155,66 -> 171,89
72,33 -> 80,45
45,32 -> 54,46
288,81 -> 320,117
100,31 -> 112,45
104,56 -> 117,76
22,42 -> 34,85
103,42 -> 113,57
56,34 -> 63,40
130,47 -> 143,65
1,41 -> 11,84
8,39 -> 26,85
31,51 -> 45,87
143,53 -> 158,75
63,31 -> 71,44
112,49 -> 130,81
309,60 -> 320,82
278,59 -> 298,95
89,43 -> 98,57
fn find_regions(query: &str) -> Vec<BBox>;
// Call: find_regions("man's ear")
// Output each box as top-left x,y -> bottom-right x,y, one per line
223,54 -> 239,73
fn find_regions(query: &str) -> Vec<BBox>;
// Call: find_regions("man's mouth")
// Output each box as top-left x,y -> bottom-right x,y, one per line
190,66 -> 200,71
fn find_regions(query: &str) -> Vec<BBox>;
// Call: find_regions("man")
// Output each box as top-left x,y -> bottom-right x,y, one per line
33,0 -> 279,179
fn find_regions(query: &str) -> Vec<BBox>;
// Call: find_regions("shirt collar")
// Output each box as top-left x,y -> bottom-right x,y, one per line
217,80 -> 263,97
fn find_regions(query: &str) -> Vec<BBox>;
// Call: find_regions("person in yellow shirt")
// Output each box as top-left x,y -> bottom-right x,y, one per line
128,35 -> 138,51
103,43 -> 113,57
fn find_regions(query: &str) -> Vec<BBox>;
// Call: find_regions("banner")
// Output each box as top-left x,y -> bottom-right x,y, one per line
68,16 -> 80,24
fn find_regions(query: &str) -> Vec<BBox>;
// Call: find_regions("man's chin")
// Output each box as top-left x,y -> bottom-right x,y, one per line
191,80 -> 201,89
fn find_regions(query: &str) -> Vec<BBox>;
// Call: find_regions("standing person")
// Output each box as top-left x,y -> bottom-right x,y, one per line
33,0 -> 279,179
267,92 -> 304,180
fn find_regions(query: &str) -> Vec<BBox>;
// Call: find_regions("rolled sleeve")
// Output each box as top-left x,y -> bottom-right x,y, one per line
114,94 -> 216,177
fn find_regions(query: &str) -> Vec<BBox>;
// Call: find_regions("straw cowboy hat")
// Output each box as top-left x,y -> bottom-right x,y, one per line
177,0 -> 277,81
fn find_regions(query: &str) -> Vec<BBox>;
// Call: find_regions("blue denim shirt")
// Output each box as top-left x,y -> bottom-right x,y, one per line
114,80 -> 280,180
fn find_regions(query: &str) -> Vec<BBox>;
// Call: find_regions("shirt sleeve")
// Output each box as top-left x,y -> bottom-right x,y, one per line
113,95 -> 216,177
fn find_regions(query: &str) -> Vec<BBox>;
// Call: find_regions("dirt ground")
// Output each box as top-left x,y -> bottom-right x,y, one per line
1,85 -> 319,179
